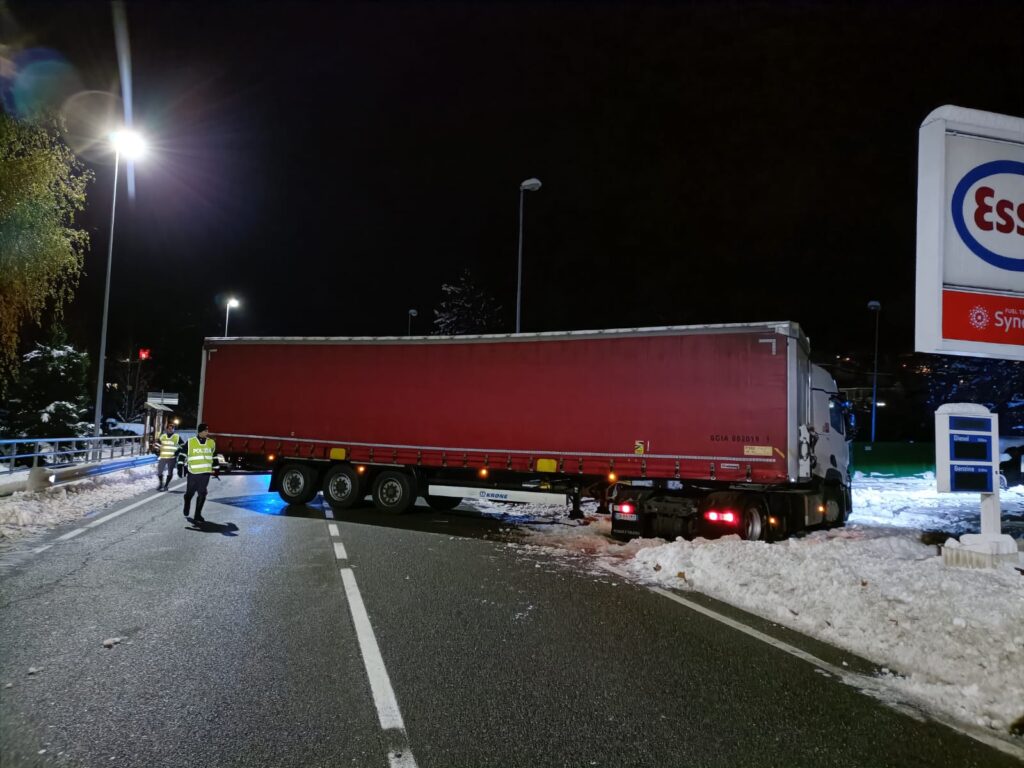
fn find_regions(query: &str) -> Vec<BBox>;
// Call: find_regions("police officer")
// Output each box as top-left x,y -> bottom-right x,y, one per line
178,422 -> 219,524
153,421 -> 182,491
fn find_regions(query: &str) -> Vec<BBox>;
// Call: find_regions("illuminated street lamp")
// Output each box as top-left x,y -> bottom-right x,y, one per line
93,129 -> 147,437
868,300 -> 881,443
224,297 -> 240,336
516,177 -> 542,334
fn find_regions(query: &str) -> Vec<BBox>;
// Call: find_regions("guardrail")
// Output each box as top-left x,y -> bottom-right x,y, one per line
0,435 -> 150,474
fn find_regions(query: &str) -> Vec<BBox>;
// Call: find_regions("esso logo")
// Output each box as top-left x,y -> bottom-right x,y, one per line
951,160 -> 1024,272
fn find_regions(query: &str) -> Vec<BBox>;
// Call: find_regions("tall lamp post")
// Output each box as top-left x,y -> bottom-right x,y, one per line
407,308 -> 418,336
516,177 -> 542,334
224,297 -> 240,336
868,300 -> 881,443
93,129 -> 146,437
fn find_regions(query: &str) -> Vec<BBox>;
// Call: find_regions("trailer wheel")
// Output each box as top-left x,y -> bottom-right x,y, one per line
426,494 -> 462,511
372,471 -> 416,514
278,463 -> 318,505
741,502 -> 767,541
323,464 -> 362,509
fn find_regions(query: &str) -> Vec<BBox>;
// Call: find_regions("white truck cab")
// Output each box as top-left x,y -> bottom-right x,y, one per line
808,364 -> 853,524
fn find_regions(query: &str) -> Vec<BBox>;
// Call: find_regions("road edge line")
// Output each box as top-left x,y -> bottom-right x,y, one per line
600,562 -> 1024,761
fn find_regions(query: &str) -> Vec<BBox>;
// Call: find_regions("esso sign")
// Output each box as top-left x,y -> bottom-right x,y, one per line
915,106 -> 1024,360
952,160 -> 1024,272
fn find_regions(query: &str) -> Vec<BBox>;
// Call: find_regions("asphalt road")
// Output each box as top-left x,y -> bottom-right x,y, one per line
1,473 -> 1019,767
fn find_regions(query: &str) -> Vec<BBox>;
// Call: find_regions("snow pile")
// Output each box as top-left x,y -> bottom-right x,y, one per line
621,528 -> 1023,732
852,472 -> 1024,537
0,467 -> 159,542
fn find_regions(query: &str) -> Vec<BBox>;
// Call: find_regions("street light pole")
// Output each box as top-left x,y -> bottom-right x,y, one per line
868,300 -> 881,443
224,297 -> 240,336
407,308 -> 418,336
92,150 -> 120,437
516,177 -> 542,334
92,130 -> 146,438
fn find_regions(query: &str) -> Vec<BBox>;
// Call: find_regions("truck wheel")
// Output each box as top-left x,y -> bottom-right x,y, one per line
323,464 -> 362,509
426,494 -> 462,511
278,463 -> 318,505
824,486 -> 846,528
372,471 -> 416,514
741,503 -> 767,541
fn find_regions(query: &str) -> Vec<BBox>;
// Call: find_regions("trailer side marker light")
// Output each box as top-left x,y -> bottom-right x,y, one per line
818,504 -> 826,514
768,516 -> 778,526
478,467 -> 489,479
267,454 -> 276,462
356,465 -> 367,475
607,472 -> 617,483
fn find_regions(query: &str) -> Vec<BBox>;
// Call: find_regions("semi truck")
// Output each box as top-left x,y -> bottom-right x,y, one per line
197,322 -> 852,541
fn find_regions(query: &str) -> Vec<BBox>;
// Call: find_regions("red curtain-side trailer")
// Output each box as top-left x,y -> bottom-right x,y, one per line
198,322 -> 847,539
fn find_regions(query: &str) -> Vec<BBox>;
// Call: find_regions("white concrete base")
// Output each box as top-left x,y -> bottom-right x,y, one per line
942,534 -> 1020,569
26,467 -> 57,492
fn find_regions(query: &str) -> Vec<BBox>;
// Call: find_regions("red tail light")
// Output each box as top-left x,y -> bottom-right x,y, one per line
613,502 -> 638,520
704,509 -> 737,524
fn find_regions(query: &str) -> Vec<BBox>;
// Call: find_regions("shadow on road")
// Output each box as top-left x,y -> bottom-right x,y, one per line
210,492 -> 521,542
186,520 -> 240,536
213,494 -> 327,519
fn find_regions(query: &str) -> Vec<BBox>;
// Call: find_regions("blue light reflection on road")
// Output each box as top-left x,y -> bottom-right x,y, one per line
213,494 -> 298,516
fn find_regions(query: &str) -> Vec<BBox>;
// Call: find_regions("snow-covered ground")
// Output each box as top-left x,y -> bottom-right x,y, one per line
851,471 -> 1024,537
0,467 -> 161,543
466,476 -> 1024,737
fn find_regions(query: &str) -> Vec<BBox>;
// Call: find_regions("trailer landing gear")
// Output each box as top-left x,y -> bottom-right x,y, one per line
570,488 -> 584,521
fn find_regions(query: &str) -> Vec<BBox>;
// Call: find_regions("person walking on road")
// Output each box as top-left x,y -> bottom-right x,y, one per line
178,422 -> 219,524
153,421 -> 182,491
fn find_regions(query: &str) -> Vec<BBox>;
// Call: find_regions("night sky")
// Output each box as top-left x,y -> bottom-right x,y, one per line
7,1 -> 1024,402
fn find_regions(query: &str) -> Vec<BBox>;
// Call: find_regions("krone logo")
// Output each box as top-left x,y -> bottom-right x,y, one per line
968,305 -> 990,329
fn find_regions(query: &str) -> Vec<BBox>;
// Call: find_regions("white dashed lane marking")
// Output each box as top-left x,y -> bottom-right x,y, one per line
325,512 -> 418,767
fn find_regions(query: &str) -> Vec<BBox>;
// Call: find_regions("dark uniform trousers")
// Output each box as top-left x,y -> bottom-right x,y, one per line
183,472 -> 212,518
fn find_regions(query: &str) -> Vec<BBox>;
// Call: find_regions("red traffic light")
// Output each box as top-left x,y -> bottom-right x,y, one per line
138,348 -> 151,361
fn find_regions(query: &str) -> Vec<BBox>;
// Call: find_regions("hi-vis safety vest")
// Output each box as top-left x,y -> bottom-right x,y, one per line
158,432 -> 180,459
186,437 -> 216,474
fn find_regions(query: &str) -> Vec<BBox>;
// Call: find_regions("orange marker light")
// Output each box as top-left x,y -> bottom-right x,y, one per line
356,465 -> 366,475
818,504 -> 826,514
607,472 -> 617,483
479,467 -> 489,479
267,454 -> 276,462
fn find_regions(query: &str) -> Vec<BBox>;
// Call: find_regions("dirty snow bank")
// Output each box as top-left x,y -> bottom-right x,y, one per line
0,467 -> 161,542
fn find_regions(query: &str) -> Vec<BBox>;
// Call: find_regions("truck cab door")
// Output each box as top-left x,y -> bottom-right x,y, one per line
809,367 -> 850,487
